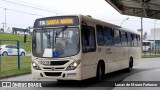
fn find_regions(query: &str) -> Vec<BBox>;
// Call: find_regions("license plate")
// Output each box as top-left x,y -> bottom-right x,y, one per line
39,61 -> 50,65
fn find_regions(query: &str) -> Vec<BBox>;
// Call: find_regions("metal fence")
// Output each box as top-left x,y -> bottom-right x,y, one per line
142,42 -> 160,56
0,40 -> 31,78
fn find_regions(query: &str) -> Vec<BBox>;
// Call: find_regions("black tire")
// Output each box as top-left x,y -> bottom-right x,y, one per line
126,58 -> 133,72
21,52 -> 25,56
2,52 -> 8,56
57,80 -> 65,83
96,63 -> 104,82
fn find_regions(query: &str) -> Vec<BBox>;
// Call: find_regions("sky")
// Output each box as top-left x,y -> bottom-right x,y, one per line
0,0 -> 160,35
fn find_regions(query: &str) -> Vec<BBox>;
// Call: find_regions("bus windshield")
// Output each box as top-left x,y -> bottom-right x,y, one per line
33,27 -> 80,58
143,42 -> 151,46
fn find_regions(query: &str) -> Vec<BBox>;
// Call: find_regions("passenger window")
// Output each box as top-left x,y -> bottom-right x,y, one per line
127,32 -> 133,47
121,31 -> 128,46
96,25 -> 105,46
138,35 -> 141,47
104,27 -> 113,46
113,29 -> 121,46
82,26 -> 96,53
133,34 -> 137,47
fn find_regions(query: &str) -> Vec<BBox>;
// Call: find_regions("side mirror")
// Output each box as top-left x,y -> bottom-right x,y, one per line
24,34 -> 27,43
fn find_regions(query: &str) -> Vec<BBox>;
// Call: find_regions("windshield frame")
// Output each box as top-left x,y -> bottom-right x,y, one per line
32,27 -> 80,58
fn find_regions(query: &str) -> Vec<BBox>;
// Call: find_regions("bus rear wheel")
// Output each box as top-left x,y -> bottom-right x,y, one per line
96,62 -> 104,82
127,58 -> 133,72
57,80 -> 64,82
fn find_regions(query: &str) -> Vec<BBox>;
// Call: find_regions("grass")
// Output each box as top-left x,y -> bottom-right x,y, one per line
0,33 -> 32,41
0,56 -> 31,79
142,52 -> 160,58
142,55 -> 160,58
0,33 -> 32,53
0,33 -> 32,78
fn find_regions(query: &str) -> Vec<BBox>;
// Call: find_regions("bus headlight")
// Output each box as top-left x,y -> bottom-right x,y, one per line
66,60 -> 81,70
32,62 -> 41,70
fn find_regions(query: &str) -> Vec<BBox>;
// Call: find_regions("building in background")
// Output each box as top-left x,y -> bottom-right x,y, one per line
12,27 -> 30,35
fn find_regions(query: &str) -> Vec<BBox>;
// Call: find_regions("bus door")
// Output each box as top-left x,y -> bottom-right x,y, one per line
81,25 -> 97,79
96,25 -> 109,62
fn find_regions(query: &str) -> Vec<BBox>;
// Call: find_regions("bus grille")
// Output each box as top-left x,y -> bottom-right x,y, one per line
50,61 -> 69,65
43,67 -> 65,70
44,72 -> 62,76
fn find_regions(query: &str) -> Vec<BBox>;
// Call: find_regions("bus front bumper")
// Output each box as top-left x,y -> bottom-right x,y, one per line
32,67 -> 82,81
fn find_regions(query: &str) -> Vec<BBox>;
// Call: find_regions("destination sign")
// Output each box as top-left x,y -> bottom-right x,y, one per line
34,16 -> 79,28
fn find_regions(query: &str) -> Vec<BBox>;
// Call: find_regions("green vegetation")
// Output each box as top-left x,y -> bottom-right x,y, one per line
0,34 -> 32,78
142,52 -> 160,58
0,56 -> 31,79
142,55 -> 160,58
0,33 -> 32,41
0,33 -> 32,53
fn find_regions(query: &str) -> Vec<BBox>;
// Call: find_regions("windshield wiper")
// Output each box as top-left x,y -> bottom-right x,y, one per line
54,26 -> 68,44
55,26 -> 68,38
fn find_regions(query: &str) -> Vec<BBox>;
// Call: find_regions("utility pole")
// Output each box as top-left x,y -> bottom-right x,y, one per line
141,17 -> 143,53
2,23 -> 5,33
4,8 -> 7,32
154,20 -> 156,54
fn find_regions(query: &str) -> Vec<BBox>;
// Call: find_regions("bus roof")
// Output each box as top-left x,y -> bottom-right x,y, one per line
78,15 -> 140,35
143,40 -> 152,42
34,14 -> 139,35
118,27 -> 140,35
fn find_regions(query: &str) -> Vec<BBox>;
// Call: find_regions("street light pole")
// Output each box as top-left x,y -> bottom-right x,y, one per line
120,17 -> 129,26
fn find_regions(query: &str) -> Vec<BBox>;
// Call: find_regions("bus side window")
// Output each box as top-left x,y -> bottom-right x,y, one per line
121,31 -> 128,46
82,26 -> 96,53
127,32 -> 133,47
113,29 -> 121,46
104,27 -> 113,46
133,34 -> 137,47
138,35 -> 141,46
96,25 -> 105,46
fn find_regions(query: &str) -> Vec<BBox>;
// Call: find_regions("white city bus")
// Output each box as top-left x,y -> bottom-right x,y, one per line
143,41 -> 153,52
31,15 -> 141,81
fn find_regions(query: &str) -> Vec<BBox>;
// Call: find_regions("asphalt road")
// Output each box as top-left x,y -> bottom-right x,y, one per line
0,58 -> 160,90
